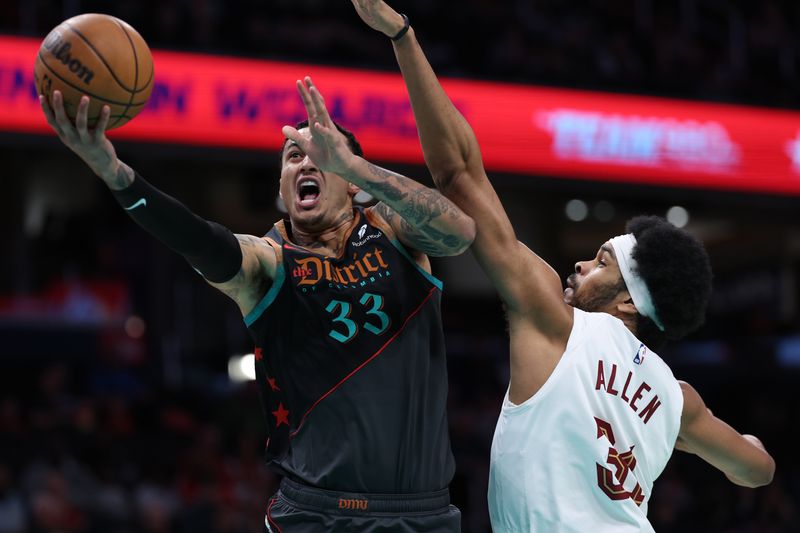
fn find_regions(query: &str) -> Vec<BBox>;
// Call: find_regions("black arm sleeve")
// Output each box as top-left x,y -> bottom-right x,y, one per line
111,172 -> 243,283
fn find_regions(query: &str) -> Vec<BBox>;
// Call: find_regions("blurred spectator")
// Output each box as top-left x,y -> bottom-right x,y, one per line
0,462 -> 27,533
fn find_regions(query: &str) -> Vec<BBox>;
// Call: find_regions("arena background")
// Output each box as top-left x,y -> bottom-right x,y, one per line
0,1 -> 798,531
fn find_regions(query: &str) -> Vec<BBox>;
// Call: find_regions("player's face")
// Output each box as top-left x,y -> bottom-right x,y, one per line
564,241 -> 628,313
279,129 -> 356,231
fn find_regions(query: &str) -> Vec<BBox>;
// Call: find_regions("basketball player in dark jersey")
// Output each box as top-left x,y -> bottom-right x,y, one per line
40,75 -> 474,531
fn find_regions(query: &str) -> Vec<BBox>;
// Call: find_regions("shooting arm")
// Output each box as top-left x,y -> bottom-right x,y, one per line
676,381 -> 775,488
110,164 -> 276,315
40,90 -> 277,315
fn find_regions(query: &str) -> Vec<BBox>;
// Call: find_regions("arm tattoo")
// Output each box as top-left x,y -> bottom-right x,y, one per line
363,163 -> 469,256
374,200 -> 463,257
363,165 -> 409,203
363,163 -> 466,256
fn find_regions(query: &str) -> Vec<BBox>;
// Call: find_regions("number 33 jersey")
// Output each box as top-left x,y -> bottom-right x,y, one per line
489,308 -> 683,532
245,207 -> 455,493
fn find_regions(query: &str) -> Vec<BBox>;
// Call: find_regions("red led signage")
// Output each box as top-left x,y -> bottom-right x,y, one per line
3,35 -> 800,195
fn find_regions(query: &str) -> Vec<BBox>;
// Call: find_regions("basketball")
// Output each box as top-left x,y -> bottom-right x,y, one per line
34,13 -> 154,130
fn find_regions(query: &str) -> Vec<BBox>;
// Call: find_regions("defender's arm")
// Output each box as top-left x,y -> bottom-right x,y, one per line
352,3 -> 570,332
676,381 -> 775,488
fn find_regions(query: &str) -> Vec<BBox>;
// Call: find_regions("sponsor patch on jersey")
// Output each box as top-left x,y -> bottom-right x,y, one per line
634,343 -> 647,365
351,228 -> 383,247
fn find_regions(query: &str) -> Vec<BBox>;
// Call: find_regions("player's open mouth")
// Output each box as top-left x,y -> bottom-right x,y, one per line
297,176 -> 321,209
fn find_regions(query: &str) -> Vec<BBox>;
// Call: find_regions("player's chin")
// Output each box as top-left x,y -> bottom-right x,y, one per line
291,206 -> 326,229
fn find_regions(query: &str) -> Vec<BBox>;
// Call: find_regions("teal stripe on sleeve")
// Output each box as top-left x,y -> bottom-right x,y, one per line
244,264 -> 286,326
389,238 -> 444,291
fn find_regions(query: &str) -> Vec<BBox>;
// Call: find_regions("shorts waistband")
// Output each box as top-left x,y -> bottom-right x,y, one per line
278,477 -> 451,514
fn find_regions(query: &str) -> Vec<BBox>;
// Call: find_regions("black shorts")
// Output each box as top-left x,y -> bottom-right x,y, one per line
264,477 -> 461,532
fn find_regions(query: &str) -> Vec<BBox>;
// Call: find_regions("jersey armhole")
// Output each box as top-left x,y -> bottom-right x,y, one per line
244,237 -> 286,327
505,307 -> 587,411
263,236 -> 283,263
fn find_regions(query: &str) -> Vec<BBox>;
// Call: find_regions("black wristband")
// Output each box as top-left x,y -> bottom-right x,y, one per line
112,172 -> 243,283
390,14 -> 410,41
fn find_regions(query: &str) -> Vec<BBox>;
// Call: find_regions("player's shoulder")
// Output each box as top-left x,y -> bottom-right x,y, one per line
677,381 -> 704,418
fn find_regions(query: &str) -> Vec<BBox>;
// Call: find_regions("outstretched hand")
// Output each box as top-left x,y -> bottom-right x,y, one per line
350,0 -> 406,37
40,91 -> 119,182
282,77 -> 357,176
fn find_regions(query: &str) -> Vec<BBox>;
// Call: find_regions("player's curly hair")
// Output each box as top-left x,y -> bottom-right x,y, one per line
279,119 -> 364,165
627,215 -> 713,350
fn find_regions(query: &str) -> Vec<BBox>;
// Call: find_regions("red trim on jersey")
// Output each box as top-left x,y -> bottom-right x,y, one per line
266,497 -> 283,532
289,286 -> 438,438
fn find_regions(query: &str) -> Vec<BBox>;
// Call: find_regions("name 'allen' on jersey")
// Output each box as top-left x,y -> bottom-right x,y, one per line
595,359 -> 662,425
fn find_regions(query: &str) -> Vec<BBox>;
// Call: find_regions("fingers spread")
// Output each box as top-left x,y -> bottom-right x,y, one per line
281,125 -> 303,144
39,95 -> 62,135
96,105 -> 111,135
313,121 -> 333,138
295,79 -> 315,118
76,96 -> 91,143
51,91 -> 78,141
52,91 -> 69,124
304,77 -> 332,127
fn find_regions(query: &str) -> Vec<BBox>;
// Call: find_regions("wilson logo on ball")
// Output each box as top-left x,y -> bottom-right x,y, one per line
34,13 -> 155,129
42,31 -> 95,85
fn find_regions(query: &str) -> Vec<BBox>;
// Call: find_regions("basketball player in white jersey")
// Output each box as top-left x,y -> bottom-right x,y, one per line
351,1 -> 776,531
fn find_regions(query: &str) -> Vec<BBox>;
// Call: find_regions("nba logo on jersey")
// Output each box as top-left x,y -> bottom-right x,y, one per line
358,224 -> 368,239
634,344 -> 647,365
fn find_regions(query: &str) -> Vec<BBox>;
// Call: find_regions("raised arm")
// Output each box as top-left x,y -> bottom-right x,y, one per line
282,77 -> 475,257
40,91 -> 276,316
676,381 -> 775,488
351,1 -> 570,333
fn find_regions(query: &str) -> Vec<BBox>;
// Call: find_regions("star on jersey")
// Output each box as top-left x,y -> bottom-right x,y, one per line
267,376 -> 280,392
787,131 -> 800,173
272,403 -> 290,427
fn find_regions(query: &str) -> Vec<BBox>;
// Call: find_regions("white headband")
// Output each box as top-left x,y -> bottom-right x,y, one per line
609,234 -> 665,332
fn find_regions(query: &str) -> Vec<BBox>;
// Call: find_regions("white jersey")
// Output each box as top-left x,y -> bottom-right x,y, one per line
489,309 -> 683,532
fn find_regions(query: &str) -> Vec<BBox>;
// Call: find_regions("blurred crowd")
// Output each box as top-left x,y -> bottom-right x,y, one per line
0,331 -> 797,533
3,0 -> 799,108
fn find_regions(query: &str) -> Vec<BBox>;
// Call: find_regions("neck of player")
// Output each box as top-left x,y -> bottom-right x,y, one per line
292,208 -> 356,254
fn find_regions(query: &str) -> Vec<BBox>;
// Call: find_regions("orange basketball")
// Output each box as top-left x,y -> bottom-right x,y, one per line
34,13 -> 154,130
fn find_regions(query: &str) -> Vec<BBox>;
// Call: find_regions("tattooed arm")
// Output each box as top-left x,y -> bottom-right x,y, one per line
352,162 -> 475,257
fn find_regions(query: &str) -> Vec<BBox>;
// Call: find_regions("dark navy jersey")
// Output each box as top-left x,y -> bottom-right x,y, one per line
245,207 -> 455,493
